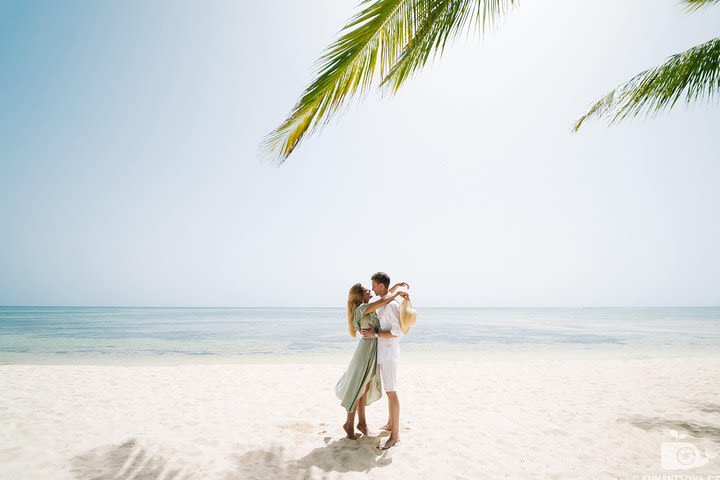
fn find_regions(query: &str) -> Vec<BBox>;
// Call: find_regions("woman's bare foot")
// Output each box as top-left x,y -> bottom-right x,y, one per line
343,422 -> 359,439
380,423 -> 392,431
377,436 -> 400,450
356,423 -> 368,436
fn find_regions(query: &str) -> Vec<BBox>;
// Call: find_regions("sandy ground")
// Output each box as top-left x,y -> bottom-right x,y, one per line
1,350 -> 719,479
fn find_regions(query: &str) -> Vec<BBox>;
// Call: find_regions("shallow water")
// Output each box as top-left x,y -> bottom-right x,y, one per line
1,306 -> 718,363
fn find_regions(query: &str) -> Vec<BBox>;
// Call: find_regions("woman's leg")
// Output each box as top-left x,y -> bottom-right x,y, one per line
343,406 -> 358,439
356,382 -> 371,435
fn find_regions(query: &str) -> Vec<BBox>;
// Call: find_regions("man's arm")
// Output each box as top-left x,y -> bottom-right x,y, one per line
360,329 -> 399,339
377,330 -> 399,339
386,299 -> 403,337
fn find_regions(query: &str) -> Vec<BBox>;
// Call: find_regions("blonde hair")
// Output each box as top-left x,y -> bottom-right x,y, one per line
346,283 -> 364,337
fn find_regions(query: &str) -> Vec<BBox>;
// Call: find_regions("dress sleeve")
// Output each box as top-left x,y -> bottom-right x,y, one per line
354,303 -> 369,331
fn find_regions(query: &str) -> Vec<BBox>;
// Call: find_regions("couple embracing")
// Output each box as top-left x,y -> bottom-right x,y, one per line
335,272 -> 411,451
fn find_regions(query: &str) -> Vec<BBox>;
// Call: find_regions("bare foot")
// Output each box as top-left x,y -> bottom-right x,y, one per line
356,423 -> 368,436
380,423 -> 392,431
343,423 -> 359,439
377,437 -> 400,450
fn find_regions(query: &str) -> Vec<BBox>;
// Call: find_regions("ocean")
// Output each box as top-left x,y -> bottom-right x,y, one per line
0,306 -> 718,364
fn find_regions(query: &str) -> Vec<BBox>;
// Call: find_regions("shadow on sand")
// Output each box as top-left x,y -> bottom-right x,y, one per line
69,438 -> 194,480
69,432 -> 393,480
226,432 -> 393,479
620,414 -> 720,443
696,402 -> 720,415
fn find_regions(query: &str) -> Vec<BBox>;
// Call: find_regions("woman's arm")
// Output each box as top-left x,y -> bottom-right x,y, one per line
361,293 -> 410,339
388,282 -> 409,294
363,291 -> 403,315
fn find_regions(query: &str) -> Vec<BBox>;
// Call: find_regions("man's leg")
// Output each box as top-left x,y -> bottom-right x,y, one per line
381,406 -> 392,431
378,361 -> 392,430
378,360 -> 400,449
379,391 -> 400,448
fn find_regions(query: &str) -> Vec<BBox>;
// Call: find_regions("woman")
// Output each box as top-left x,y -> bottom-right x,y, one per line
335,282 -> 409,439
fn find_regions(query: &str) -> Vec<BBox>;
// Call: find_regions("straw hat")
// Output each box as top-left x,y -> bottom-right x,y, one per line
399,298 -> 417,334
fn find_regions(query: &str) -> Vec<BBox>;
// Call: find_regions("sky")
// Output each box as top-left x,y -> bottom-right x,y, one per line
1,0 -> 719,307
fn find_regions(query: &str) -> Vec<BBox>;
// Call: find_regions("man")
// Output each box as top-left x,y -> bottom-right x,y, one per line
360,272 -> 407,450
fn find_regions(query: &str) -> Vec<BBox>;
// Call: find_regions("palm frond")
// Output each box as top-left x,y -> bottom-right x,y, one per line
260,0 -> 418,165
573,37 -> 720,131
380,0 -> 516,94
260,0 -> 517,164
683,0 -> 720,12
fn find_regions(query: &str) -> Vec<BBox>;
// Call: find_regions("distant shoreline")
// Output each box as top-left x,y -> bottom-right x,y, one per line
2,344 -> 719,367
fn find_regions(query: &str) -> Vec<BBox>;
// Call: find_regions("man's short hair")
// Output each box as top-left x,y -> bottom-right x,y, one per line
371,272 -> 390,288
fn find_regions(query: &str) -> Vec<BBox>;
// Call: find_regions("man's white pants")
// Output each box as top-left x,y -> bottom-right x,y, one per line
378,359 -> 398,391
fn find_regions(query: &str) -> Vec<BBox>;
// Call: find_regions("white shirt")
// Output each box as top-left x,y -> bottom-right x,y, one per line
375,296 -> 403,363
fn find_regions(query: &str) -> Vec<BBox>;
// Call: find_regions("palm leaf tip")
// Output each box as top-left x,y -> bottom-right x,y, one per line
683,0 -> 720,12
259,0 -> 418,165
573,37 -> 720,132
260,106 -> 318,166
261,0 -> 519,164
378,0 -> 517,94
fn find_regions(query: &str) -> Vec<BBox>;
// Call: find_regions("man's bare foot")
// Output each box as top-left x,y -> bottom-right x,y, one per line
377,437 -> 400,450
380,423 -> 392,431
356,423 -> 368,436
343,423 -> 359,439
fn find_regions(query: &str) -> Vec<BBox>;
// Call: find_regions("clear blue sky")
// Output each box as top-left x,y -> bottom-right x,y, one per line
1,0 -> 719,307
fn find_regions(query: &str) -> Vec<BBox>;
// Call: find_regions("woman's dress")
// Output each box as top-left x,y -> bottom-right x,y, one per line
334,303 -> 382,412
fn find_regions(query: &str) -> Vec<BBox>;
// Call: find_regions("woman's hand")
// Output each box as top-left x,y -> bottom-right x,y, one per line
359,328 -> 375,339
389,282 -> 410,293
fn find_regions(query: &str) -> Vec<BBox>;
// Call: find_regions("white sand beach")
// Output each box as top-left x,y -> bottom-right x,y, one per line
2,350 -> 719,479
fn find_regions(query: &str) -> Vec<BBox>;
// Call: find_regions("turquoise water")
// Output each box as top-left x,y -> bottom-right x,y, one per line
0,306 -> 718,363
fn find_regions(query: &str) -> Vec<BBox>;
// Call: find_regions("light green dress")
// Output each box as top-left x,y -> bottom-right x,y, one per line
335,303 -> 382,412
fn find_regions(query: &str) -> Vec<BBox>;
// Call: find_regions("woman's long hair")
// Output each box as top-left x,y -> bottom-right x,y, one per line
346,283 -> 364,337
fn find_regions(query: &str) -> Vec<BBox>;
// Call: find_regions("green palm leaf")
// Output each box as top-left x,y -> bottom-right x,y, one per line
263,0 -> 718,161
574,0 -> 720,131
573,37 -> 720,131
380,0 -> 516,94
683,0 -> 720,12
259,0 -> 419,165
260,0 -> 516,165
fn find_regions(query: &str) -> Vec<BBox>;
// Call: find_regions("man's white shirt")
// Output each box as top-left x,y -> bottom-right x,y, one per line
375,296 -> 403,363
